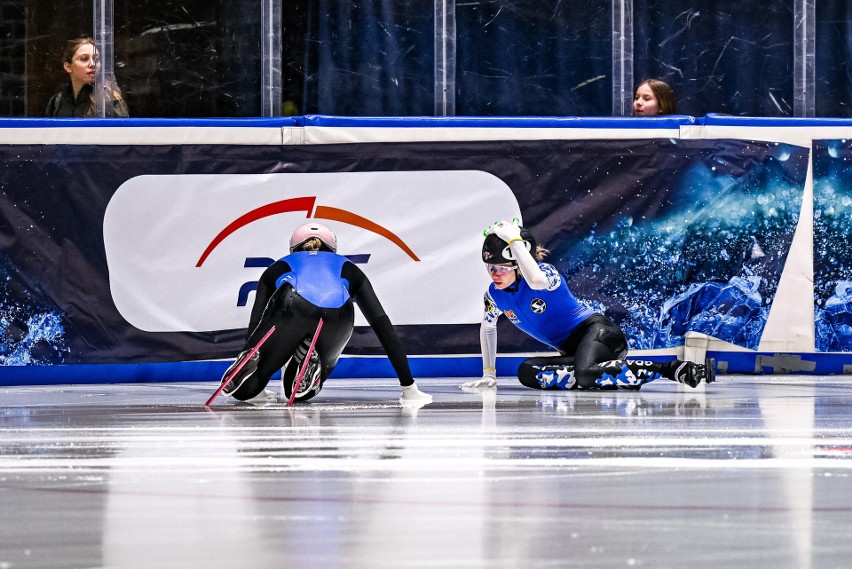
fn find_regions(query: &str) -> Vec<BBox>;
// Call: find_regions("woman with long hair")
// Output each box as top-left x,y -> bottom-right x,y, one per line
45,37 -> 129,118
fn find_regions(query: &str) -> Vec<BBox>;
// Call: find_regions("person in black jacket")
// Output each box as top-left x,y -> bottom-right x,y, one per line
44,37 -> 129,118
221,222 -> 432,404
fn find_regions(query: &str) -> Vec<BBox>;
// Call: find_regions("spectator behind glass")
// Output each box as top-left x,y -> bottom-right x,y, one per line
44,37 -> 129,118
633,79 -> 676,116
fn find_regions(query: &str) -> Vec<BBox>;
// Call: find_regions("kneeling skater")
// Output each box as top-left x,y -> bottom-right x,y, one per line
221,222 -> 431,404
469,220 -> 714,390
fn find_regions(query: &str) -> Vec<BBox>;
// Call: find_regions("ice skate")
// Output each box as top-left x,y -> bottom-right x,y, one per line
294,349 -> 322,399
282,347 -> 322,402
220,349 -> 260,396
671,358 -> 713,388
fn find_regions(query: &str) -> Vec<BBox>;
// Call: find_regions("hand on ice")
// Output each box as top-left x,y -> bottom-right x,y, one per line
461,376 -> 497,389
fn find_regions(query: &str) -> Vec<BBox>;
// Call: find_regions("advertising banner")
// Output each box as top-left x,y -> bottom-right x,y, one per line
813,139 -> 852,352
0,139 -> 808,366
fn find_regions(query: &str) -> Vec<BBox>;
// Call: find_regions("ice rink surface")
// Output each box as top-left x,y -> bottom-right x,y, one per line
2,374 -> 852,569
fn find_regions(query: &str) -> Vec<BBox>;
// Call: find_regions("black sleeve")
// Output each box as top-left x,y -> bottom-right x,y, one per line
343,262 -> 415,387
247,259 -> 291,339
44,93 -> 59,117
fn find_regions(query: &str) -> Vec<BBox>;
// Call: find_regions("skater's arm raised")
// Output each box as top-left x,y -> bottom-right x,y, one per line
488,220 -> 550,290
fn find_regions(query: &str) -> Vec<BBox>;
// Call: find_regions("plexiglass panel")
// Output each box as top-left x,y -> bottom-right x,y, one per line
634,0 -> 795,117
815,3 -> 852,117
455,1 -> 612,116
18,0 -> 91,117
295,1 -> 434,116
113,0 -> 262,117
0,0 -> 847,118
1,1 -> 28,116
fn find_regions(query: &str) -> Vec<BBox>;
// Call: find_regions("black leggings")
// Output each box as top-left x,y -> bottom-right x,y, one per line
231,284 -> 354,401
518,314 -> 675,390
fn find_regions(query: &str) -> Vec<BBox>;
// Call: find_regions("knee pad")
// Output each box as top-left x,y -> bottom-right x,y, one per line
268,283 -> 297,314
519,357 -> 577,390
594,326 -> 628,358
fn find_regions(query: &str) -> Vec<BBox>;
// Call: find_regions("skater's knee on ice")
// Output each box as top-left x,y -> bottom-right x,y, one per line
575,367 -> 607,390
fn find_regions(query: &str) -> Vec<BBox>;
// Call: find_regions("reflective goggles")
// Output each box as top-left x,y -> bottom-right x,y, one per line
486,263 -> 517,275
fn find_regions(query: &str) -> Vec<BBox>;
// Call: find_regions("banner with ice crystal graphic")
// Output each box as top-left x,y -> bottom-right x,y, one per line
813,140 -> 852,352
0,138 -> 808,365
531,139 -> 809,351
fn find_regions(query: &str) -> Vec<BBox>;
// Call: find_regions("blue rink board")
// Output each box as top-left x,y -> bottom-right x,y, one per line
0,352 -> 850,386
4,114 -> 851,130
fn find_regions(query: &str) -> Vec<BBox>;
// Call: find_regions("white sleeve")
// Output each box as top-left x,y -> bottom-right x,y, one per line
481,291 -> 500,378
480,318 -> 497,379
509,240 -> 550,290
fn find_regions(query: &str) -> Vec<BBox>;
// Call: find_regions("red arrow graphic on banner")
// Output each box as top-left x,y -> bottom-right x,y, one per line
314,205 -> 420,262
196,196 -> 419,267
196,196 -> 315,267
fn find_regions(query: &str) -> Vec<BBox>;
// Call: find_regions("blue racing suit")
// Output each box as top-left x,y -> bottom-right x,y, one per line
484,262 -> 674,390
230,250 -> 415,400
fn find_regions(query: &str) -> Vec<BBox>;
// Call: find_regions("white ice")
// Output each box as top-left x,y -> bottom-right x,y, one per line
2,375 -> 852,568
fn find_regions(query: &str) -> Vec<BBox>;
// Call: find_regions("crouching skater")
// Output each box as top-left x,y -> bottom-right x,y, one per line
465,220 -> 715,391
221,222 -> 432,404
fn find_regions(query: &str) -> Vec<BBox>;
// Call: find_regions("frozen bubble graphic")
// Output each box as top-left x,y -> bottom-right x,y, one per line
553,144 -> 804,352
816,280 -> 852,352
0,301 -> 68,366
827,141 -> 842,159
654,275 -> 766,350
833,281 -> 852,299
774,144 -> 792,162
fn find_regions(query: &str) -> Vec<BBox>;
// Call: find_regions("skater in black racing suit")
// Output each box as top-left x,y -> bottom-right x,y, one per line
220,222 -> 431,404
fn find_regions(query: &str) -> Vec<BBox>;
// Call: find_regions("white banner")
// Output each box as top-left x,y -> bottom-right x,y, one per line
104,171 -> 520,332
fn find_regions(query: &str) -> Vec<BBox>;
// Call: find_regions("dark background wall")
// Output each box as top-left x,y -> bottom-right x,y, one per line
2,0 -> 851,118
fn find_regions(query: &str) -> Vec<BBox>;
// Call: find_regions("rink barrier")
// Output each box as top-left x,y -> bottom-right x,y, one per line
3,114 -> 852,384
3,351 -> 849,387
0,116 -> 300,145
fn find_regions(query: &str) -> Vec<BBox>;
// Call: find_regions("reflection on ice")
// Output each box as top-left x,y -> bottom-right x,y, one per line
2,377 -> 852,568
102,420 -> 277,568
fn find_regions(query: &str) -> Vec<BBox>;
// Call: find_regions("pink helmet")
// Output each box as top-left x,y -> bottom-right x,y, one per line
289,222 -> 337,253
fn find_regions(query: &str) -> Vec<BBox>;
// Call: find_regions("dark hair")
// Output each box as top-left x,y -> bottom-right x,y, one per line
61,37 -> 94,64
636,79 -> 677,115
